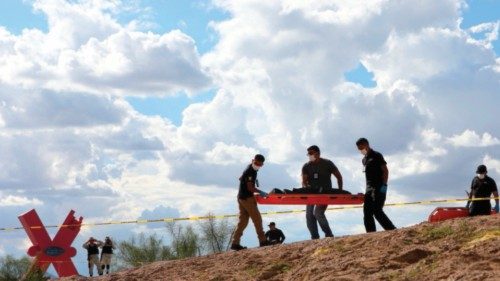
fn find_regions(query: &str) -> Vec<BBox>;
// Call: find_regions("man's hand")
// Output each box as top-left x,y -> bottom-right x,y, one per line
258,190 -> 269,198
379,184 -> 388,194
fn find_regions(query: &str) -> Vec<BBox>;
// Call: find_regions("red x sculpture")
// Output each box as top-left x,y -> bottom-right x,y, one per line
18,209 -> 83,277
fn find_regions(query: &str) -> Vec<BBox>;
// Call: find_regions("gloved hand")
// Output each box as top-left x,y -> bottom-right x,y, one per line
258,190 -> 269,198
379,184 -> 388,194
494,204 -> 499,213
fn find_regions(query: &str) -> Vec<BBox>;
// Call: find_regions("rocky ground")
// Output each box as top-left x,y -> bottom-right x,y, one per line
58,215 -> 500,281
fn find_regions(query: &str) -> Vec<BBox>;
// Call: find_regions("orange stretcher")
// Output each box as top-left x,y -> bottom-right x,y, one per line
428,207 -> 496,222
255,193 -> 365,205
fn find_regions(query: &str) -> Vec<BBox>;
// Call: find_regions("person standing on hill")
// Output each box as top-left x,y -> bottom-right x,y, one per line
230,154 -> 270,251
82,237 -> 103,277
302,145 -> 343,239
467,165 -> 499,216
356,138 -> 396,233
100,236 -> 116,275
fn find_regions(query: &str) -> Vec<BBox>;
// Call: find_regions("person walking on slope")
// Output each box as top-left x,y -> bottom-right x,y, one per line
100,236 -> 116,275
230,154 -> 270,251
356,138 -> 396,233
83,237 -> 104,277
302,145 -> 343,239
467,165 -> 499,216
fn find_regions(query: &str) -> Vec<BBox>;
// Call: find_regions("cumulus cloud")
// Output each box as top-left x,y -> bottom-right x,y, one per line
448,130 -> 500,147
0,0 -> 211,96
0,194 -> 43,207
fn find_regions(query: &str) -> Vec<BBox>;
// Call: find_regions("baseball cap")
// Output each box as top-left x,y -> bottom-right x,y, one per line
476,165 -> 487,173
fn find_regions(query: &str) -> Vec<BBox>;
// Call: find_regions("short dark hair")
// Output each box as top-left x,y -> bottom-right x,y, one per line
254,154 -> 265,162
307,145 -> 320,154
356,138 -> 369,146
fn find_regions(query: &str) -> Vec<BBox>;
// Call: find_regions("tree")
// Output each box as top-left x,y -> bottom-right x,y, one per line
198,213 -> 235,254
166,222 -> 201,259
116,233 -> 174,268
0,255 -> 48,281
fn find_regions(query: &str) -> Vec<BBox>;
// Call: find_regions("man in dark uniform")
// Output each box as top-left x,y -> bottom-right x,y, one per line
100,236 -> 116,275
302,145 -> 343,239
265,222 -> 285,245
230,154 -> 270,251
82,237 -> 103,277
356,138 -> 396,233
467,165 -> 499,216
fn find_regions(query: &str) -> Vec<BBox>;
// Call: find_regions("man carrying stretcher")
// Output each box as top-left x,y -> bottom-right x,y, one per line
302,145 -> 343,239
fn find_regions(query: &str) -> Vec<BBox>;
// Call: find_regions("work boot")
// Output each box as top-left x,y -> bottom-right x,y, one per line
230,244 -> 247,251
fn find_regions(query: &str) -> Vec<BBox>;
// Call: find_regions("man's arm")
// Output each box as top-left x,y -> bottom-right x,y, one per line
493,190 -> 499,206
247,181 -> 260,193
332,169 -> 343,190
279,230 -> 285,243
302,174 -> 309,187
82,242 -> 89,249
382,165 -> 389,185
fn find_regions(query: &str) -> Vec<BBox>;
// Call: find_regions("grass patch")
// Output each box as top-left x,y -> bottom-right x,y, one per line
421,225 -> 453,241
464,229 -> 500,249
244,264 -> 259,277
269,261 -> 291,273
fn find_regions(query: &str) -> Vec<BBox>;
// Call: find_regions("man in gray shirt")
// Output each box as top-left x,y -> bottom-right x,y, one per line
302,145 -> 343,239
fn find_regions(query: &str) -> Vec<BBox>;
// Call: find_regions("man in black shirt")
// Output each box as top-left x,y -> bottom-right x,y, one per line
302,145 -> 343,239
231,154 -> 270,251
100,236 -> 116,275
265,222 -> 285,245
467,165 -> 499,216
356,138 -> 396,233
82,237 -> 103,277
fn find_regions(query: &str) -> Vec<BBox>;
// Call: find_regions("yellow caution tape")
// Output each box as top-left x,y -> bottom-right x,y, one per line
1,196 -> 498,232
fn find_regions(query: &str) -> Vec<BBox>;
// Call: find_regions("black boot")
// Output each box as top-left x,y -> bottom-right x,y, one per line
230,244 -> 247,251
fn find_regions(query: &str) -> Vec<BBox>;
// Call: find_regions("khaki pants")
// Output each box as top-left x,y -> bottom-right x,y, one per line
232,196 -> 266,244
100,253 -> 113,266
88,254 -> 102,276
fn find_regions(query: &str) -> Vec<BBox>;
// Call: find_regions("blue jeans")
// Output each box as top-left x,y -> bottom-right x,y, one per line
306,205 -> 333,239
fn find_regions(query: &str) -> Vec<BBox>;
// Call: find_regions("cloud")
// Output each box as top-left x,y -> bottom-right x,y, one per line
0,194 -> 43,207
0,0 -> 211,96
448,130 -> 500,147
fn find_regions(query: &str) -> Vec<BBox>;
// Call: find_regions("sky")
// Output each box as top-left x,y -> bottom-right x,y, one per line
0,0 -> 499,277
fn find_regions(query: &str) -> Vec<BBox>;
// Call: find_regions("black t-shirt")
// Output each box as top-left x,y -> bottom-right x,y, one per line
362,149 -> 387,189
102,244 -> 114,254
238,165 -> 258,199
87,244 -> 99,256
265,229 -> 285,242
471,176 -> 497,199
302,158 -> 338,191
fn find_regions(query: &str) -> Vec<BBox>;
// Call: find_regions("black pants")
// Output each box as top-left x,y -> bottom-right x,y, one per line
469,201 -> 491,216
364,190 -> 396,232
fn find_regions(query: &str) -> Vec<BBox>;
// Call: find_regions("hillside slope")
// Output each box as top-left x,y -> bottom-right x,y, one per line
60,215 -> 500,281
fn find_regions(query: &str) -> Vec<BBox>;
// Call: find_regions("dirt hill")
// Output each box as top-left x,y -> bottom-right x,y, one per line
59,215 -> 500,281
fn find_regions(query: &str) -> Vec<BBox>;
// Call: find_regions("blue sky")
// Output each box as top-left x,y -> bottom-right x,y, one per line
0,0 -> 498,278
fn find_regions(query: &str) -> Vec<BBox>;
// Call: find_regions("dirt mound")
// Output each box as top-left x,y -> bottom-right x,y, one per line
59,215 -> 500,281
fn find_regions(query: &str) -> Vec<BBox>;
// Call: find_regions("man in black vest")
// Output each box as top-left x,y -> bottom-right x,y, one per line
265,222 -> 285,245
467,165 -> 499,216
100,236 -> 116,275
82,237 -> 103,276
356,138 -> 396,233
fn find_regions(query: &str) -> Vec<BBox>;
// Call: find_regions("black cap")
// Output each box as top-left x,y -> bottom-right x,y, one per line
476,165 -> 487,173
268,222 -> 275,226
